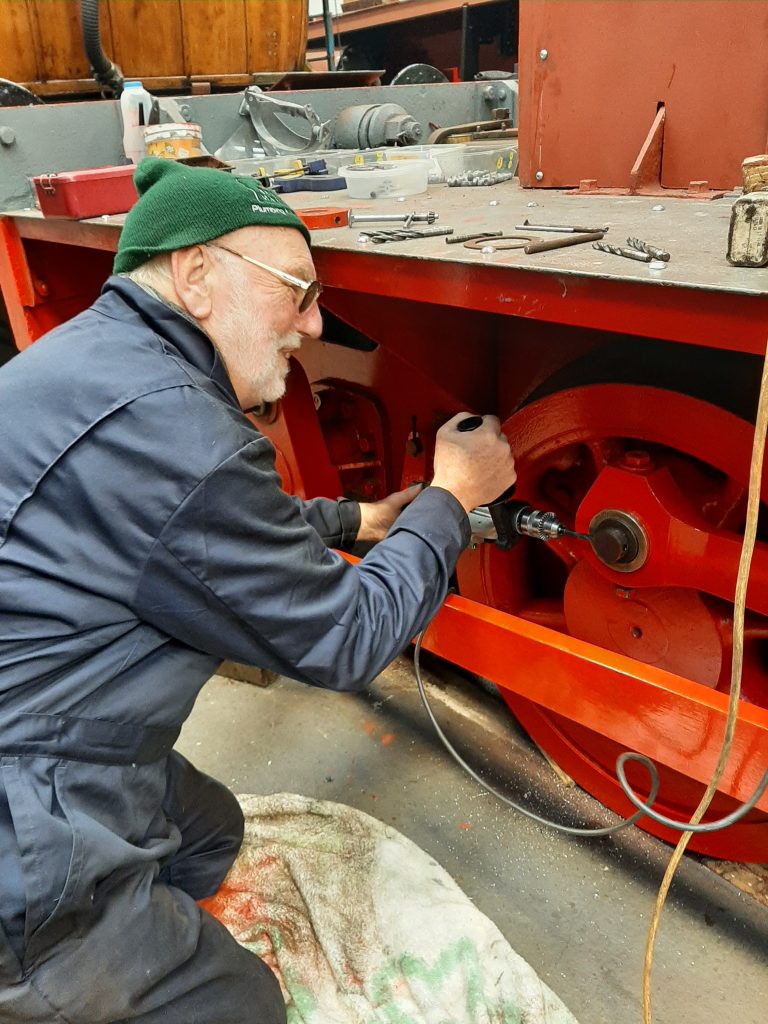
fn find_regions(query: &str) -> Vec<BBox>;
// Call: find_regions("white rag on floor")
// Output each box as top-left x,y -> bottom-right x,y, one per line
204,793 -> 579,1024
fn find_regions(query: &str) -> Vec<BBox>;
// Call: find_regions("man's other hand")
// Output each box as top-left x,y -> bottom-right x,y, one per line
431,412 -> 516,513
357,484 -> 424,542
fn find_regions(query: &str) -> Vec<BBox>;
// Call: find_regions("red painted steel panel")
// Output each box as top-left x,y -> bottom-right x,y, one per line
518,0 -> 768,190
313,250 -> 768,356
423,594 -> 768,815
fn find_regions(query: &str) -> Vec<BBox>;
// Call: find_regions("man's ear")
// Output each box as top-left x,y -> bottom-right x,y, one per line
171,245 -> 213,321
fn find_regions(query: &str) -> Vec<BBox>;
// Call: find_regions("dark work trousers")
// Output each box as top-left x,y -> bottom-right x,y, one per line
0,753 -> 286,1024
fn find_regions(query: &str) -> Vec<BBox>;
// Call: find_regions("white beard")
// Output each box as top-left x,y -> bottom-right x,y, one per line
218,268 -> 302,405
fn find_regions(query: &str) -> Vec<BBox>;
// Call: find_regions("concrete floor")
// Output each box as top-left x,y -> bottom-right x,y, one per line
176,656 -> 768,1024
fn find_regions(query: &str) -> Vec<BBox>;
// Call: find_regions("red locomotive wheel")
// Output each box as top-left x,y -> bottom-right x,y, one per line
456,381 -> 768,860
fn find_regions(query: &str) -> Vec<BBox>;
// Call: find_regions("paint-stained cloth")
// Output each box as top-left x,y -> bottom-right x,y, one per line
202,794 -> 580,1024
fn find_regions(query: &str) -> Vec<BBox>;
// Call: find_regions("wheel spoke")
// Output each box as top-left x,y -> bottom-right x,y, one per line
708,477 -> 748,530
585,437 -> 623,472
547,536 -> 582,570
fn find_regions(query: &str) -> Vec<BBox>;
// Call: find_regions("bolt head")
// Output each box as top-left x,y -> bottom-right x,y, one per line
539,48 -> 549,60
621,449 -> 653,471
535,170 -> 544,181
0,127 -> 16,146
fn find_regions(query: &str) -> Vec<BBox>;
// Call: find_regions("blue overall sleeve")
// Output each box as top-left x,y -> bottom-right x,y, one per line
131,435 -> 469,692
291,495 -> 361,551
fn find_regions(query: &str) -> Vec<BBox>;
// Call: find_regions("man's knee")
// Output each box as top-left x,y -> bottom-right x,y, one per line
161,754 -> 244,898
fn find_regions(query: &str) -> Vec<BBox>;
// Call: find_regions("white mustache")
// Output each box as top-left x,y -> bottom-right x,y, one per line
278,332 -> 303,354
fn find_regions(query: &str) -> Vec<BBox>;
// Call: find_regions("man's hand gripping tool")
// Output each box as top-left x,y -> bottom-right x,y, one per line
458,416 -> 591,550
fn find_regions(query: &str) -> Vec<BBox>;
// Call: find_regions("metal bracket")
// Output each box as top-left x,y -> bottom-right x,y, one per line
240,87 -> 332,158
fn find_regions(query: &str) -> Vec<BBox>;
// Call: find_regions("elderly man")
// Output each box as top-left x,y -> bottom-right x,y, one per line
0,159 -> 514,1023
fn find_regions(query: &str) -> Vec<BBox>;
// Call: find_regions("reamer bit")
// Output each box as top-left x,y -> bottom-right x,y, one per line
626,237 -> 671,261
592,241 -> 652,262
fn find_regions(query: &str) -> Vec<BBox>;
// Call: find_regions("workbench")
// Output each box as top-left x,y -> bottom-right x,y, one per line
4,181 -> 767,354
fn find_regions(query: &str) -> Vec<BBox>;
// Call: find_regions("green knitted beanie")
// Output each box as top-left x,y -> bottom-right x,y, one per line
114,158 -> 311,273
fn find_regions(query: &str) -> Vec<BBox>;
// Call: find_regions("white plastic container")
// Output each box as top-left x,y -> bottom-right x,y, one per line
339,160 -> 430,199
120,81 -> 154,164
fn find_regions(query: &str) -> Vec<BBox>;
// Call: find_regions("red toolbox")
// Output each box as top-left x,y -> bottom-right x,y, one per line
32,165 -> 138,219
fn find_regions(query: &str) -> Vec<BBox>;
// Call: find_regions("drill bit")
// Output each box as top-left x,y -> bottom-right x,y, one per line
592,241 -> 652,262
361,227 -> 454,244
559,526 -> 593,542
626,237 -> 671,261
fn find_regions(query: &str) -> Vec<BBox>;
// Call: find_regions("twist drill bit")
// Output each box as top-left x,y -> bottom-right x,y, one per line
592,241 -> 652,262
626,237 -> 671,261
362,227 -> 454,244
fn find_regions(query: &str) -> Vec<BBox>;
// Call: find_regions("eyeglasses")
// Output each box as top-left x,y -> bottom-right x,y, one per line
206,243 -> 323,313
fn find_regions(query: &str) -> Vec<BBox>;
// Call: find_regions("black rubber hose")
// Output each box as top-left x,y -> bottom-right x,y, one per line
80,0 -> 124,96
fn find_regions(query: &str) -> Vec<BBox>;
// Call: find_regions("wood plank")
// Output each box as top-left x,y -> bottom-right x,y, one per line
705,860 -> 768,909
107,0 -> 185,78
245,0 -> 306,73
1,2 -> 40,82
218,661 -> 278,688
182,0 -> 247,76
29,0 -> 115,82
21,75 -> 189,97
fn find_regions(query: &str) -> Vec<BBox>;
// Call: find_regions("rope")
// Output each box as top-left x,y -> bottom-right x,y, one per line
642,333 -> 768,1023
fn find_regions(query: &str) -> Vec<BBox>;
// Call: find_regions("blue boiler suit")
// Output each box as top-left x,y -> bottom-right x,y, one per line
0,277 -> 469,1023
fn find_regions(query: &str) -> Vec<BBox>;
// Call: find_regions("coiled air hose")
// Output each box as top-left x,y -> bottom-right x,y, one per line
413,332 -> 768,1021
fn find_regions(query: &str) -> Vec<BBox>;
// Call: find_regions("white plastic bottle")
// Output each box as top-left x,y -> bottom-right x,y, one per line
120,81 -> 153,164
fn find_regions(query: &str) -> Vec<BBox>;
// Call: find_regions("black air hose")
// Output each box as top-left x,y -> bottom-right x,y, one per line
80,0 -> 124,96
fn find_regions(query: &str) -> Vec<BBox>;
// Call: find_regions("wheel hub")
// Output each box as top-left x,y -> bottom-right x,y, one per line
589,509 -> 649,571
